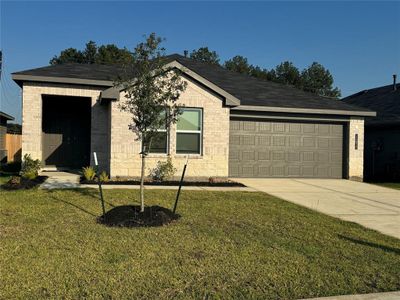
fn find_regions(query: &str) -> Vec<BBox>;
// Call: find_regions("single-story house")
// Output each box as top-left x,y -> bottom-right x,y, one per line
12,54 -> 375,180
0,111 -> 15,163
343,76 -> 400,181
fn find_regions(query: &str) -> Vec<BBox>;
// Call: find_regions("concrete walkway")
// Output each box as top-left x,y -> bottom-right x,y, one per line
40,171 -> 80,189
232,178 -> 400,239
304,291 -> 400,300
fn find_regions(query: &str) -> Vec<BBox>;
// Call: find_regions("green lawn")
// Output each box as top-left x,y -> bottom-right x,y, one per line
373,182 -> 400,190
0,173 -> 12,185
1,188 -> 399,299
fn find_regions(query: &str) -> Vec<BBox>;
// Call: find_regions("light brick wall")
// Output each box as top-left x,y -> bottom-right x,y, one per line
21,82 -> 110,170
110,78 -> 230,178
348,117 -> 365,181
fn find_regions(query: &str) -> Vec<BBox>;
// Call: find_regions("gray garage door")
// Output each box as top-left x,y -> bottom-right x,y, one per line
229,119 -> 344,178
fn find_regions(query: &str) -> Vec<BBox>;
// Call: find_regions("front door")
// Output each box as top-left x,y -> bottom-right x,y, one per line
42,96 -> 91,169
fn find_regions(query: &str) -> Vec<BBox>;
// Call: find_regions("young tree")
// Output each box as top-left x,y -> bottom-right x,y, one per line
301,62 -> 341,98
117,33 -> 187,212
190,47 -> 220,65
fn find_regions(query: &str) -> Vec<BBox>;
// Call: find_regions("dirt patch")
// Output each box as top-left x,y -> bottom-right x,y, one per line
97,205 -> 180,228
1,176 -> 48,190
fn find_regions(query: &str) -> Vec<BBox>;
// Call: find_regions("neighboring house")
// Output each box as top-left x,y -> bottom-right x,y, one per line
0,111 -> 15,163
12,54 -> 375,180
343,76 -> 400,181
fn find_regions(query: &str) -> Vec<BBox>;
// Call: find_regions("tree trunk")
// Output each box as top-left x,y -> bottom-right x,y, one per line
140,153 -> 145,212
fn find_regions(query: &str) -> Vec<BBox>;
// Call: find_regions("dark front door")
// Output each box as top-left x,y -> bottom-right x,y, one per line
42,96 -> 91,169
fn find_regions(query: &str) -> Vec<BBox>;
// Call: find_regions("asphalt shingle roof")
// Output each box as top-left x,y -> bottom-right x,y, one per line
342,83 -> 400,126
13,54 -> 371,113
13,63 -> 122,82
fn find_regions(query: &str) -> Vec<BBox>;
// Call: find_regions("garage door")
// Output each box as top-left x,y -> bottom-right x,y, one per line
229,119 -> 344,178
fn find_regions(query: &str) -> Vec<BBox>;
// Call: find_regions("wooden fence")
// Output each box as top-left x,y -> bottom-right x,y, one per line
6,134 -> 22,162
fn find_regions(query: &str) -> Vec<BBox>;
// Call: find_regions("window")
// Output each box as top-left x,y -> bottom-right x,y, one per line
143,110 -> 168,154
176,108 -> 202,154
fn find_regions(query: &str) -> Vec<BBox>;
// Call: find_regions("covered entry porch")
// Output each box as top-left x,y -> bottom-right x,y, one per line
42,95 -> 91,169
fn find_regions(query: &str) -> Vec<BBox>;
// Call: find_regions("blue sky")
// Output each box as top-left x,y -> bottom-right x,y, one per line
1,1 -> 399,123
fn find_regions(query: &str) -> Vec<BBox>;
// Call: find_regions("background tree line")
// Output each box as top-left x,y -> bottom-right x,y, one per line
51,42 -> 341,98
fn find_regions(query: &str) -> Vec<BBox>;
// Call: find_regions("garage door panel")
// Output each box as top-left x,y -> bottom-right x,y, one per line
331,167 -> 343,178
259,122 -> 272,132
272,165 -> 285,176
258,165 -> 271,176
258,136 -> 271,146
230,135 -> 240,145
257,151 -> 270,161
242,151 -> 256,161
303,137 -> 316,148
316,167 -> 329,177
288,166 -> 301,176
241,136 -> 256,145
317,138 -> 330,148
229,119 -> 344,178
288,152 -> 300,162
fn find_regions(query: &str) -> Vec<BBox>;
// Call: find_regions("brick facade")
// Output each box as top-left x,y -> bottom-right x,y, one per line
348,117 -> 365,181
20,80 -> 365,181
109,78 -> 230,178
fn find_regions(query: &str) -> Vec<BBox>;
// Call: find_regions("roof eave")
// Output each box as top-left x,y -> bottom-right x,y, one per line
231,105 -> 377,117
12,74 -> 114,88
0,111 -> 15,121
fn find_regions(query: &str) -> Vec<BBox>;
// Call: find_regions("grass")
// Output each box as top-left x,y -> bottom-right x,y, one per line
372,182 -> 400,190
0,173 -> 12,185
0,188 -> 399,299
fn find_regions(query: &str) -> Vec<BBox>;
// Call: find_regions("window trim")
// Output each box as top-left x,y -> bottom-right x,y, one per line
176,108 -> 203,155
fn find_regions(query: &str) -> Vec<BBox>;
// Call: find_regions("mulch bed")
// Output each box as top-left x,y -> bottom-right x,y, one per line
81,178 -> 245,187
97,205 -> 180,227
1,176 -> 48,190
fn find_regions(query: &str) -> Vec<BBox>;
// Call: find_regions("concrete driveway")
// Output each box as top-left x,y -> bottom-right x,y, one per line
232,178 -> 400,239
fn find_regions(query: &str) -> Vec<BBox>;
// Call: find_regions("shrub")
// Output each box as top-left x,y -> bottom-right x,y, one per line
82,166 -> 96,181
22,171 -> 38,180
20,154 -> 41,180
99,171 -> 109,182
150,156 -> 176,182
0,161 -> 22,173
